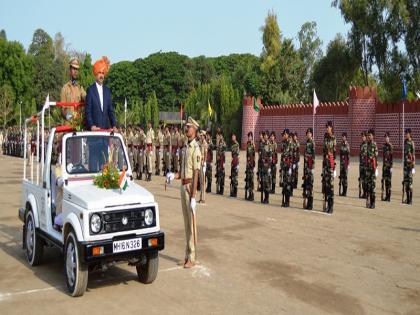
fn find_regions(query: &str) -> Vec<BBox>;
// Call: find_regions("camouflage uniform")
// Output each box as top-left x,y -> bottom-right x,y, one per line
245,140 -> 255,201
269,138 -> 278,193
382,141 -> 393,201
302,136 -> 315,210
359,139 -> 368,198
257,137 -> 263,192
339,139 -> 350,196
403,136 -> 415,205
280,135 -> 293,207
365,137 -> 378,208
215,137 -> 226,195
322,133 -> 336,213
292,138 -> 300,190
230,140 -> 240,197
205,135 -> 214,193
260,138 -> 272,204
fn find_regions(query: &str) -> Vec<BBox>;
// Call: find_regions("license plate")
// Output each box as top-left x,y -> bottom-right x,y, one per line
113,238 -> 142,253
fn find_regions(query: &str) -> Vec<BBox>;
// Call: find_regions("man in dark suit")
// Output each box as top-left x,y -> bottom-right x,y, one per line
85,56 -> 117,172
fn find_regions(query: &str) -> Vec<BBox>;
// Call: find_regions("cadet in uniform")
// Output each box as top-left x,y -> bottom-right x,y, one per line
230,133 -> 240,198
403,128 -> 415,205
260,131 -> 272,204
177,117 -> 201,268
171,127 -> 180,172
269,132 -> 278,194
339,132 -> 350,196
292,132 -> 300,190
322,121 -> 336,214
257,132 -> 263,192
155,125 -> 164,176
163,126 -> 171,176
280,129 -> 293,207
145,122 -> 155,181
302,128 -> 315,210
365,129 -> 378,208
215,133 -> 226,195
198,130 -> 208,203
205,132 -> 214,193
359,132 -> 368,198
137,127 -> 146,180
245,131 -> 255,201
382,132 -> 393,201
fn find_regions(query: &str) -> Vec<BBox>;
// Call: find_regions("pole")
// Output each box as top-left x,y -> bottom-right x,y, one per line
19,101 -> 22,132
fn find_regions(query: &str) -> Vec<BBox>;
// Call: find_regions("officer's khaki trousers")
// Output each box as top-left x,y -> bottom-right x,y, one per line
180,184 -> 195,262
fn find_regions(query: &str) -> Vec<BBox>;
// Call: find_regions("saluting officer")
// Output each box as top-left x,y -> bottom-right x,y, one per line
155,125 -> 164,176
269,132 -> 278,194
302,128 -> 315,210
230,133 -> 240,198
162,126 -> 171,176
280,129 -> 293,207
339,132 -> 350,196
382,132 -> 393,201
260,131 -> 272,204
215,133 -> 226,195
322,121 -> 336,214
403,128 -> 415,205
177,117 -> 201,268
245,131 -> 256,201
365,129 -> 378,209
359,131 -> 368,198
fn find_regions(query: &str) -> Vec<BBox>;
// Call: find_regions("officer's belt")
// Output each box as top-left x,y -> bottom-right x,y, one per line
181,178 -> 192,185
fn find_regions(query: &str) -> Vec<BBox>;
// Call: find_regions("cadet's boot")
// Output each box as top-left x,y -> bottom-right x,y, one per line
343,185 -> 347,197
234,187 -> 238,197
327,196 -> 334,214
220,185 -> 224,195
370,195 -> 376,209
408,189 -> 412,205
386,189 -> 391,202
147,173 -> 152,181
406,188 -> 410,204
263,191 -> 269,204
270,182 -> 276,194
206,181 -> 212,193
285,194 -> 290,207
307,197 -> 313,210
248,191 -> 254,201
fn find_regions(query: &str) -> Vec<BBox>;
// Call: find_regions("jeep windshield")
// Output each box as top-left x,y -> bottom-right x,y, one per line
65,135 -> 128,175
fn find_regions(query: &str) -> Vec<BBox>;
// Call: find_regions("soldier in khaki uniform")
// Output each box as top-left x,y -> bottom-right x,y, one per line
171,127 -> 180,172
137,127 -> 146,180
162,126 -> 171,175
155,125 -> 164,176
198,130 -> 208,204
60,58 -> 86,118
178,129 -> 187,172
145,122 -> 155,181
177,117 -> 201,268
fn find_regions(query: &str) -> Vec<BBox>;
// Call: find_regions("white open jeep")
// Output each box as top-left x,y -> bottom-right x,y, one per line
18,97 -> 164,297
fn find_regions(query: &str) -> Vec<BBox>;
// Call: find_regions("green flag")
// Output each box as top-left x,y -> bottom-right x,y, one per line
253,97 -> 259,113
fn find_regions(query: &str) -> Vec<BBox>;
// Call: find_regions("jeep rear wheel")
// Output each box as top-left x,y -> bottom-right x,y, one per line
64,231 -> 88,297
25,211 -> 43,266
136,251 -> 159,284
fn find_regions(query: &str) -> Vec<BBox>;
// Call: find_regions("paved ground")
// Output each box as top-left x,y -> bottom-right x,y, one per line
0,152 -> 419,315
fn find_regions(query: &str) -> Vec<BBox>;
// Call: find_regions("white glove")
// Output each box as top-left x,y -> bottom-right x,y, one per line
202,165 -> 206,173
412,168 -> 416,175
176,149 -> 179,157
292,164 -> 296,170
150,151 -> 153,155
333,170 -> 337,178
288,168 -> 292,175
311,169 -> 315,175
190,197 -> 197,214
375,169 -> 379,177
268,168 -> 271,174
236,165 -> 239,171
347,165 -> 350,170
390,168 -> 393,174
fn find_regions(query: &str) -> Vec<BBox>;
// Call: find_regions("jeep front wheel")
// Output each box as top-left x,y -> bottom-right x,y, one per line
25,211 -> 43,266
136,251 -> 159,284
64,231 -> 88,297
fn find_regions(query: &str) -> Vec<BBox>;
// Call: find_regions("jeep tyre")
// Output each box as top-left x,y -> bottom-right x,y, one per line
64,231 -> 88,297
136,250 -> 159,284
25,211 -> 44,266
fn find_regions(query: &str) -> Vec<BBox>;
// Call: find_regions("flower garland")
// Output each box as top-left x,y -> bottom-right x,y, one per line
93,149 -> 119,189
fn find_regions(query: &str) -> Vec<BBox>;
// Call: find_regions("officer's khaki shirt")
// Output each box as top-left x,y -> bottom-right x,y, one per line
60,81 -> 86,103
181,138 -> 201,179
146,128 -> 155,144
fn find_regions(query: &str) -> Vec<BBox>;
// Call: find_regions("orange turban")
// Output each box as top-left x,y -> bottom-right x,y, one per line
93,56 -> 110,76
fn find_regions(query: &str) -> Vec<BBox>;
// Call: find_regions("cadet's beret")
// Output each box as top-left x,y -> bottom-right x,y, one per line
306,128 -> 313,134
282,129 -> 290,135
342,132 -> 347,137
186,117 -> 199,129
325,121 -> 333,128
69,58 -> 80,69
384,131 -> 390,137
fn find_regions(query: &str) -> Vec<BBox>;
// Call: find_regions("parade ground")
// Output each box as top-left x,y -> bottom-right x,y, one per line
0,152 -> 419,315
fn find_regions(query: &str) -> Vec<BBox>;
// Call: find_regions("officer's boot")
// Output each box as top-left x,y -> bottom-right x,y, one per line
307,197 -> 313,210
343,185 -> 347,197
234,186 -> 238,198
248,190 -> 254,201
405,187 -> 410,204
220,185 -> 224,195
206,180 -> 212,193
371,194 -> 376,209
285,194 -> 290,207
386,188 -> 391,201
328,196 -> 334,214
263,191 -> 269,204
230,185 -> 234,197
408,188 -> 412,205
271,182 -> 276,194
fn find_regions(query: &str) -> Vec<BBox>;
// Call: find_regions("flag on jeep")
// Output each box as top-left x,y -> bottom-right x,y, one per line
118,169 -> 128,192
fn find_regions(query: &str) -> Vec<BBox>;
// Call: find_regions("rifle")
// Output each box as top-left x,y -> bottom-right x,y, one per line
381,177 -> 385,201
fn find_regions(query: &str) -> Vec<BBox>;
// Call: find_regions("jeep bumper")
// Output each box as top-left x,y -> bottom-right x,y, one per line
80,231 -> 165,263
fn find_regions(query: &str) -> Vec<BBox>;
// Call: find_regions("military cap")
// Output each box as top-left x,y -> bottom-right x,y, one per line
325,121 -> 333,128
367,128 -> 375,135
270,131 -> 276,137
69,58 -> 80,69
306,128 -> 313,135
282,128 -> 290,135
342,132 -> 347,137
186,117 -> 199,129
384,131 -> 390,137
405,128 -> 412,134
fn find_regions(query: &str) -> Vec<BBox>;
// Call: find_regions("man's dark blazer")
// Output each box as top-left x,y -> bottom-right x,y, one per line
85,82 -> 116,130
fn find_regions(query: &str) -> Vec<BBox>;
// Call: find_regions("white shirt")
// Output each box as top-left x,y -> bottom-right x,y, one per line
96,82 -> 104,112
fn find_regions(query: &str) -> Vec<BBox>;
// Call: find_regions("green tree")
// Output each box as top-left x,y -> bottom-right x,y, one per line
0,29 -> 6,40
149,91 -> 159,128
78,53 -> 95,89
0,84 -> 15,127
106,61 -> 139,104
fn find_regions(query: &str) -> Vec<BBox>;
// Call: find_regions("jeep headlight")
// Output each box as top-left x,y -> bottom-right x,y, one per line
144,209 -> 154,226
90,213 -> 102,233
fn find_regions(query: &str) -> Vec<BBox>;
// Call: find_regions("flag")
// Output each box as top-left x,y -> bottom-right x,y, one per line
402,79 -> 407,100
313,89 -> 319,114
208,99 -> 213,117
124,98 -> 127,112
253,97 -> 259,113
118,169 -> 128,192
